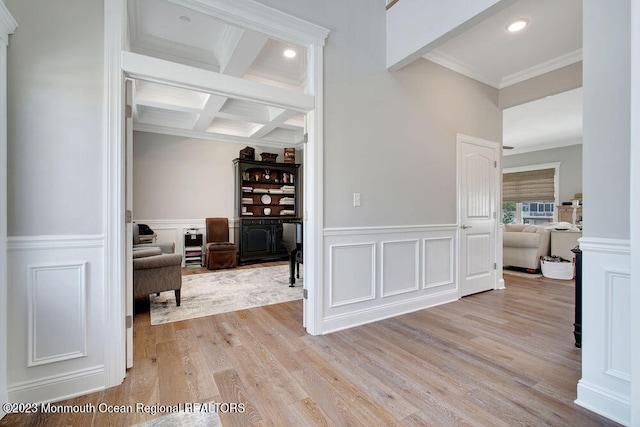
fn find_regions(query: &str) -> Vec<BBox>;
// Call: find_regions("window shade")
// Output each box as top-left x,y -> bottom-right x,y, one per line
503,168 -> 555,203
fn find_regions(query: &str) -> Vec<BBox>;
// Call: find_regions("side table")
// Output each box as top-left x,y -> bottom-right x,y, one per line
551,230 -> 582,261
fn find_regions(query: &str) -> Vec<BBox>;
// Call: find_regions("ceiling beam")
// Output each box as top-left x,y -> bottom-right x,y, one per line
250,108 -> 298,139
123,51 -> 314,113
219,29 -> 269,77
192,94 -> 228,132
134,123 -> 303,149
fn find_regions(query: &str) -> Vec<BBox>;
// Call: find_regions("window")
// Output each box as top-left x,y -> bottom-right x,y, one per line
502,163 -> 560,225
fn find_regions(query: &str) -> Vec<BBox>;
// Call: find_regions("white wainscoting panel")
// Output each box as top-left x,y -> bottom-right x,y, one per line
576,238 -> 631,426
28,262 -> 88,367
605,269 -> 631,381
322,225 -> 458,333
423,237 -> 454,289
381,240 -> 419,297
329,243 -> 376,307
7,235 -> 105,404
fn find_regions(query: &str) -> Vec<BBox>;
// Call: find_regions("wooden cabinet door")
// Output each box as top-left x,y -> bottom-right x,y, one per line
243,225 -> 272,257
272,223 -> 288,256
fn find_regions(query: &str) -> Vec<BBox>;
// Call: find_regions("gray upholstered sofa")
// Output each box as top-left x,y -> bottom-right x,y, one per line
133,247 -> 182,306
503,224 -> 551,270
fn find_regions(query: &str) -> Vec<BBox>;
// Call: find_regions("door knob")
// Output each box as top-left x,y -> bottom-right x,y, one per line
461,224 -> 472,229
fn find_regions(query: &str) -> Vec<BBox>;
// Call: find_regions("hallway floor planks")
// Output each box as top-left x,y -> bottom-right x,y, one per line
1,273 -> 620,426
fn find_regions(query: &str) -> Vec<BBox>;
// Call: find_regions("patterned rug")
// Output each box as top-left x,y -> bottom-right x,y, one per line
150,264 -> 303,325
130,402 -> 222,426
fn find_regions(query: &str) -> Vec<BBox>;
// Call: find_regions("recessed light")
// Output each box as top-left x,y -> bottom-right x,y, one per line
283,49 -> 297,59
179,15 -> 191,23
507,19 -> 528,33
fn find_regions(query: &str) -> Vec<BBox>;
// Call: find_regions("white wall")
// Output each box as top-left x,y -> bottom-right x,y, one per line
132,132 -> 303,254
256,0 -> 502,229
583,1 -> 630,240
133,132 -> 302,220
503,144 -> 582,204
576,0 -> 632,424
254,0 -> 502,333
499,62 -> 582,109
133,132 -> 238,221
6,0 -> 104,236
0,0 -> 16,418
630,1 -> 640,423
5,0 -> 106,404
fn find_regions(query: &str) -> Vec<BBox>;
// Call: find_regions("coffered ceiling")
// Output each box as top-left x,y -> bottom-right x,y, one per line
128,0 -> 583,153
127,0 -> 308,148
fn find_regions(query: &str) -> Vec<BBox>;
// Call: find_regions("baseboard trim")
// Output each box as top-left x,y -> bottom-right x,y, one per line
576,380 -> 630,426
320,289 -> 458,334
8,366 -> 105,405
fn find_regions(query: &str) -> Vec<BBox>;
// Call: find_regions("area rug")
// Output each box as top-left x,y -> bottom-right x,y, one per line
150,264 -> 303,325
130,402 -> 222,426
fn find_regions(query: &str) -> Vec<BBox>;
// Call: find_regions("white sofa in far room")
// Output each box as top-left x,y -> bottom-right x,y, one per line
503,224 -> 551,271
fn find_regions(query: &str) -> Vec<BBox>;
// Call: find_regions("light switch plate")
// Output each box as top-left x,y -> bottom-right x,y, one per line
353,192 -> 361,207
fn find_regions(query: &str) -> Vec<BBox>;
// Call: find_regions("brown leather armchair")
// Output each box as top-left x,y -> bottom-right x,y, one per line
204,218 -> 237,270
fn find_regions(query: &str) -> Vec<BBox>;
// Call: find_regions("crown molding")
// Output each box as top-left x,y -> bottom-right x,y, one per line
423,48 -> 583,90
163,0 -> 329,47
500,48 -> 583,88
423,49 -> 501,88
0,2 -> 17,45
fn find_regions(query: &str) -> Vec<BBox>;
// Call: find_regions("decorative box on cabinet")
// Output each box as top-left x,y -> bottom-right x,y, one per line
184,231 -> 203,267
233,158 -> 300,264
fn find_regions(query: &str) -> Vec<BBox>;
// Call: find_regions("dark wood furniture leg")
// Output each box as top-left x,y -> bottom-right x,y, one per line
175,289 -> 181,307
289,249 -> 298,286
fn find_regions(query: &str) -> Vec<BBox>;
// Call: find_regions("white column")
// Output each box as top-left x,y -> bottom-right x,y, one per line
629,0 -> 640,424
0,1 -> 17,416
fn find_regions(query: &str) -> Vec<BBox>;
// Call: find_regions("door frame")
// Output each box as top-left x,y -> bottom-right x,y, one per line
456,134 -> 502,297
0,2 -> 17,415
103,0 -> 328,386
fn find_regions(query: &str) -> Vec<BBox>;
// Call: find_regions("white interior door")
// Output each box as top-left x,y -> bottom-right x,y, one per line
125,79 -> 134,368
458,134 -> 499,297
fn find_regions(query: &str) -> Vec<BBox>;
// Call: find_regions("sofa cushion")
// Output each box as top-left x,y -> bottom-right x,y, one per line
133,248 -> 162,258
133,253 -> 182,270
503,231 -> 542,248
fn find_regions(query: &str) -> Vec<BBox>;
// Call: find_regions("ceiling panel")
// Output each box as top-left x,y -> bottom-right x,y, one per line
425,0 -> 582,88
128,0 -> 583,153
127,0 -> 309,148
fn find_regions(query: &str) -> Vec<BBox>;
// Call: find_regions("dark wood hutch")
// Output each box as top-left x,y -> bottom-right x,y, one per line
233,158 -> 301,264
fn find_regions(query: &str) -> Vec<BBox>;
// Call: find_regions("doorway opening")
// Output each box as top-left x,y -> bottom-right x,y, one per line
106,0 -> 329,384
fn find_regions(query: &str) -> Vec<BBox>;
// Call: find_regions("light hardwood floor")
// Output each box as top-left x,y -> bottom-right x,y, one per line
1,271 -> 620,426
